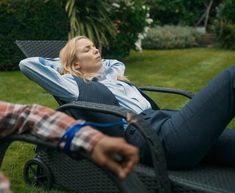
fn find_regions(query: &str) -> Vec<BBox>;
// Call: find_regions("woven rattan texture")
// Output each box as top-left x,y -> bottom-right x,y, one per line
135,165 -> 159,193
169,165 -> 235,193
16,40 -> 66,58
38,150 -> 120,193
37,150 -> 163,193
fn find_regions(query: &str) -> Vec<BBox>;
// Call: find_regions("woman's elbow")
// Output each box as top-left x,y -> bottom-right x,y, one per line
19,57 -> 38,72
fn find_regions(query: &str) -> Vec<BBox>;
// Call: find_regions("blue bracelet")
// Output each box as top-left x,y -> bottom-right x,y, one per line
59,121 -> 86,152
59,119 -> 128,152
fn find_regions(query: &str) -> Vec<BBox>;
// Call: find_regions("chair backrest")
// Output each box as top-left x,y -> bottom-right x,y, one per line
16,40 -> 66,58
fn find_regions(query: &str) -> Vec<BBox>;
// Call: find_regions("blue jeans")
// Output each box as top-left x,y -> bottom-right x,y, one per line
127,65 -> 235,169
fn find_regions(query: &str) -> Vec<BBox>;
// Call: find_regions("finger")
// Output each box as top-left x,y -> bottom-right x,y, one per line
116,143 -> 139,164
118,145 -> 139,172
114,143 -> 137,158
105,157 -> 127,179
122,157 -> 137,174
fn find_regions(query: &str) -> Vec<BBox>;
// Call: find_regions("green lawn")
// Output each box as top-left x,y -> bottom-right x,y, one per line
1,47 -> 235,193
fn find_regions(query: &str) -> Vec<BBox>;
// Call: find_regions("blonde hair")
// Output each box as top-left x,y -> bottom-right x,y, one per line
60,35 -> 129,82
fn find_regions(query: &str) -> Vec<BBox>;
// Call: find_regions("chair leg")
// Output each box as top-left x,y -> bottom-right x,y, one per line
0,139 -> 12,168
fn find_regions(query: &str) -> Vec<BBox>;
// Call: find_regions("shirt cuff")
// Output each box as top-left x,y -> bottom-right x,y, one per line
70,126 -> 105,153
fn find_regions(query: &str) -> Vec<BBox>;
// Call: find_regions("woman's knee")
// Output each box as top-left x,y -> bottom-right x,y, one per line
225,65 -> 235,78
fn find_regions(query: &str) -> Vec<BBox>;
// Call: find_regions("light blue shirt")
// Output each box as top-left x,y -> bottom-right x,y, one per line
19,57 -> 151,114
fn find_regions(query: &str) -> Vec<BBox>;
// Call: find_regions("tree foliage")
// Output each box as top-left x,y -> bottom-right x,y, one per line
146,0 -> 222,27
0,0 -> 68,70
65,0 -> 116,48
214,0 -> 235,49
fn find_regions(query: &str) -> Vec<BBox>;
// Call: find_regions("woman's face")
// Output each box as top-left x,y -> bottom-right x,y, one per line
74,38 -> 102,74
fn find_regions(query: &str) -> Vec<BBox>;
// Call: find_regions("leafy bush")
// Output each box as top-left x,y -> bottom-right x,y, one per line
216,0 -> 235,22
0,0 -> 68,71
142,25 -> 202,49
214,0 -> 235,50
102,0 -> 150,59
145,0 -> 222,26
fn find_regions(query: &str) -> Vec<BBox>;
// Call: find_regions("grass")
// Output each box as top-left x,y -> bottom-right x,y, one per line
1,47 -> 235,193
124,48 -> 235,109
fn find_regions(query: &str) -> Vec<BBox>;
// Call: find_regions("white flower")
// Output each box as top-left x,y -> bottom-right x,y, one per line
135,38 -> 142,51
146,18 -> 153,24
112,3 -> 120,8
138,33 -> 144,39
144,26 -> 150,33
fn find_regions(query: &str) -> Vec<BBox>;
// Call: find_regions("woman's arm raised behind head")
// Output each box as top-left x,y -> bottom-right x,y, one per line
19,57 -> 79,102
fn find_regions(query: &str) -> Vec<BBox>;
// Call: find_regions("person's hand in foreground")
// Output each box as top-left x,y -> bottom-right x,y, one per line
91,136 -> 139,179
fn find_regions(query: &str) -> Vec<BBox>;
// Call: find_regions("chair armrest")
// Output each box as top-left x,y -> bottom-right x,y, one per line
0,134 -> 57,167
139,86 -> 194,99
57,101 -> 171,193
9,134 -> 57,148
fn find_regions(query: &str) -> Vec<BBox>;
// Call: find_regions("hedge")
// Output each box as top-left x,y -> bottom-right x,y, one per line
0,0 -> 69,71
142,25 -> 203,49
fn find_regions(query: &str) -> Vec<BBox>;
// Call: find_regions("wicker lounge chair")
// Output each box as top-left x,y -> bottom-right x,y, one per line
16,40 -> 235,193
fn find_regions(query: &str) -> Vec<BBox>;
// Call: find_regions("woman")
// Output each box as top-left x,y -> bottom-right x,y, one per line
20,36 -> 235,169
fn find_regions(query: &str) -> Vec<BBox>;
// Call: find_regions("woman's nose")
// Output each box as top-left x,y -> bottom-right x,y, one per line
93,47 -> 99,54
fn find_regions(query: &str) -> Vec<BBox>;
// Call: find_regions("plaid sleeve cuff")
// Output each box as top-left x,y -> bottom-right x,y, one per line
70,125 -> 104,153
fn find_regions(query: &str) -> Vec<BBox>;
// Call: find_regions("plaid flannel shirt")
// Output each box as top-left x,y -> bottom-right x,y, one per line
0,101 -> 104,193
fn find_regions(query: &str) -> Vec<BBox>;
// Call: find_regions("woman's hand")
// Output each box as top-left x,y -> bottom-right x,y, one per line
91,136 -> 139,179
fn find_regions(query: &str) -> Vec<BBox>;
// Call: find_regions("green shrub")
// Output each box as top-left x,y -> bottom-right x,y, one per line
216,0 -> 235,22
145,0 -> 222,27
0,0 -> 68,71
214,21 -> 235,50
142,25 -> 202,49
214,0 -> 235,50
102,0 -> 150,59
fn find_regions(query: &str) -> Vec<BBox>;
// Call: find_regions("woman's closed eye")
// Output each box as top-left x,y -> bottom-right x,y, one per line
84,47 -> 93,52
83,48 -> 90,52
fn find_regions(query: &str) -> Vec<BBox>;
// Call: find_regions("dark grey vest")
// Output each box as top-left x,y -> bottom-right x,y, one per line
73,76 -> 159,110
74,77 -> 120,106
